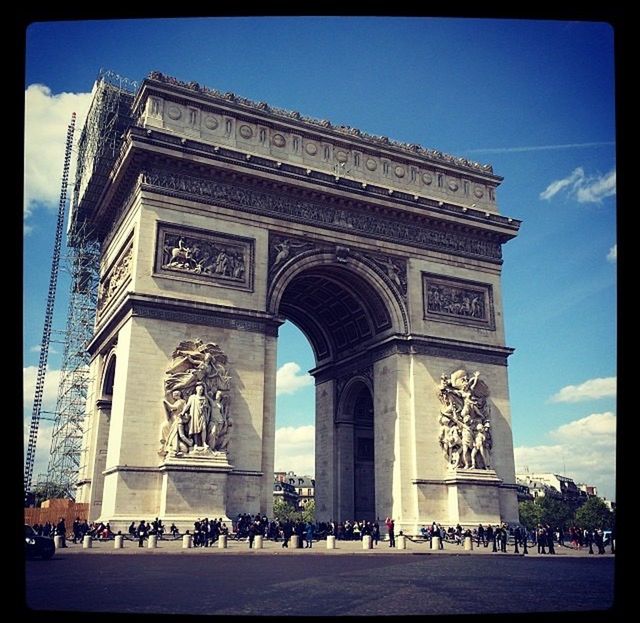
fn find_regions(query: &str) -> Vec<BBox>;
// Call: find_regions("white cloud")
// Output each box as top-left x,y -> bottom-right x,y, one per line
30,344 -> 59,355
539,167 -> 616,204
24,367 -> 63,484
576,170 -> 616,203
24,365 -> 62,412
466,141 -> 615,154
24,84 -> 92,230
550,377 -> 616,403
276,362 -> 313,396
515,411 -> 616,500
606,244 -> 617,263
275,425 -> 315,476
539,167 -> 584,200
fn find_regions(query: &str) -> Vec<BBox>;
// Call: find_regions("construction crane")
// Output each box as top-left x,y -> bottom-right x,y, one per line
24,113 -> 76,494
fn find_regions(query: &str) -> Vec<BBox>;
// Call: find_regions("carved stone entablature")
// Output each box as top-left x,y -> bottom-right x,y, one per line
422,273 -> 495,330
142,169 -> 503,263
144,71 -> 496,177
97,239 -> 133,319
154,223 -> 254,292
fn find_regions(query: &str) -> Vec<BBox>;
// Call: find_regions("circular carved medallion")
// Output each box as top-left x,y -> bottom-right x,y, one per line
474,186 -> 485,199
422,172 -> 433,185
239,125 -> 253,139
166,105 -> 182,121
305,142 -> 318,155
366,158 -> 377,171
203,116 -> 219,130
394,166 -> 406,178
335,150 -> 348,163
272,134 -> 286,147
448,179 -> 459,191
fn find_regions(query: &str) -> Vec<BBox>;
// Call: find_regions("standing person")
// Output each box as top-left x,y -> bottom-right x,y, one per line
477,524 -> 485,547
281,521 -> 291,548
546,524 -> 555,554
56,518 -> 67,548
248,522 -> 256,549
72,517 -> 81,544
537,526 -> 547,554
372,521 -> 380,546
385,517 -> 395,548
128,521 -> 137,538
485,524 -> 493,549
305,522 -> 315,548
137,520 -> 148,548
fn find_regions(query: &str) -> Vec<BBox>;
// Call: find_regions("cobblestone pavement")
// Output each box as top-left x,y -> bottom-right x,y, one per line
24,537 -> 617,616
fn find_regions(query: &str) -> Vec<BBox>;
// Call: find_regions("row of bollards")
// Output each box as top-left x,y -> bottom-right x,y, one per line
57,533 -> 477,551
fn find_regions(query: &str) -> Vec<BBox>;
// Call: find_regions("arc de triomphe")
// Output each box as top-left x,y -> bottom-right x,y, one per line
75,72 -> 521,533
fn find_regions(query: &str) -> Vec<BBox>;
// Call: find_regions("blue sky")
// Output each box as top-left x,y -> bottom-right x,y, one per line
23,17 -> 617,499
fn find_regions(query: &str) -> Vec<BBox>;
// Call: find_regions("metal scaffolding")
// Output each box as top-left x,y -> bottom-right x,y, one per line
28,70 -> 137,501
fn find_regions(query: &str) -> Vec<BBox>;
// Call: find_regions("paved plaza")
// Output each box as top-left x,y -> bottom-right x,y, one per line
25,538 -> 617,616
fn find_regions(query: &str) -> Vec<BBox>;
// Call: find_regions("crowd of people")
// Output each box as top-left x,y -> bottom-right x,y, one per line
27,514 -> 614,555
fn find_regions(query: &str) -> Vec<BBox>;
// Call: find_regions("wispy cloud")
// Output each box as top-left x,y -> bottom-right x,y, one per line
24,84 -> 92,232
24,365 -> 62,411
550,377 -> 616,403
466,141 -> 615,155
275,425 -> 315,476
515,411 -> 616,500
30,344 -> 59,355
276,362 -> 313,396
607,244 -> 617,263
540,167 -> 616,203
540,167 -> 585,200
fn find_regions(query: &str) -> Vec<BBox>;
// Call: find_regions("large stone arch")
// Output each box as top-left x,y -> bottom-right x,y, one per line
74,71 -> 521,532
268,250 -> 408,364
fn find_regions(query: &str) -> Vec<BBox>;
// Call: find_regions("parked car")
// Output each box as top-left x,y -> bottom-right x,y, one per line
24,525 -> 55,560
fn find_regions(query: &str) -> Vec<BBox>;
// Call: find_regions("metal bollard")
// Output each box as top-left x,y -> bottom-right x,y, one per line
114,535 -> 124,549
431,536 -> 440,550
54,535 -> 65,549
396,534 -> 406,550
148,534 -> 158,549
362,535 -> 373,550
182,534 -> 192,549
291,535 -> 300,549
464,536 -> 473,551
326,535 -> 336,550
218,535 -> 228,549
82,535 -> 92,549
254,535 -> 263,549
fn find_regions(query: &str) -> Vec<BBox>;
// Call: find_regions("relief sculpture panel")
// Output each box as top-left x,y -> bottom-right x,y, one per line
155,223 -> 254,291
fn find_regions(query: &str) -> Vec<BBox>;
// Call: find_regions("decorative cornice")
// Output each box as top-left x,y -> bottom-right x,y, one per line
87,292 -> 283,356
141,71 -> 498,177
140,167 -> 505,263
312,334 -> 514,383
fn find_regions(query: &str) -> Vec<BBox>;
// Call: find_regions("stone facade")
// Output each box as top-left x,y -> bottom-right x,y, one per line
75,72 -> 521,532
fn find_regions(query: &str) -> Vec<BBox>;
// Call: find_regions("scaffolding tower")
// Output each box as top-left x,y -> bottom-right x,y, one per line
30,70 -> 137,501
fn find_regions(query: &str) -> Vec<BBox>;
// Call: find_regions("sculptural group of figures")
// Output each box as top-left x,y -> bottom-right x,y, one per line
159,340 -> 233,458
437,369 -> 492,470
427,285 -> 484,319
163,236 -> 245,280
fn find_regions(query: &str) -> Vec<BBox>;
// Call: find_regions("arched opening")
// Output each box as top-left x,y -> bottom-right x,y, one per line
271,257 -> 400,522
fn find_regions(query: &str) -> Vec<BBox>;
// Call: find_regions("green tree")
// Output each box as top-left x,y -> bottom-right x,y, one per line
574,497 -> 614,531
518,500 -> 542,530
537,495 -> 574,529
29,482 -> 69,508
301,500 -> 315,524
272,498 -> 298,522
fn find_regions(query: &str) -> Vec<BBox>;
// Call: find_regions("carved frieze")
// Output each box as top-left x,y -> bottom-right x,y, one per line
141,169 -> 503,262
423,273 -> 495,330
97,239 -> 133,319
155,223 -> 254,291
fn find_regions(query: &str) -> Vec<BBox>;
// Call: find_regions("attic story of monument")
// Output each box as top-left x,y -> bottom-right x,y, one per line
72,71 -> 521,532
